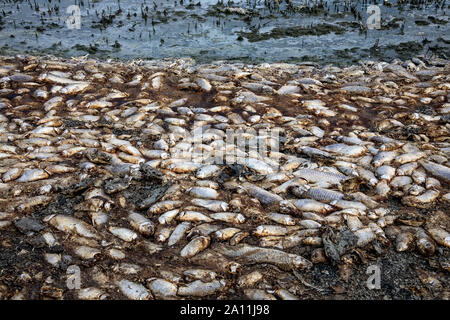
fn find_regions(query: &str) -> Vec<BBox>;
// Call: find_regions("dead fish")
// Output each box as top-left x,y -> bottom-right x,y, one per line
345,215 -> 363,232
302,212 -> 325,223
272,177 -> 307,194
168,222 -> 192,246
244,158 -> 274,175
196,180 -> 220,190
109,226 -> 138,242
277,85 -> 300,95
302,236 -> 322,246
85,100 -> 113,109
177,280 -> 226,297
354,228 -> 376,247
298,146 -> 333,160
340,85 -> 371,94
373,151 -> 398,167
442,193 -> 450,202
426,227 -> 450,248
118,144 -> 142,157
302,100 -> 336,117
237,271 -> 263,288
78,288 -> 108,300
183,269 -> 217,282
46,215 -> 99,239
196,165 -> 221,179
169,162 -> 201,173
416,229 -> 436,256
187,187 -> 219,200
254,225 -> 289,237
180,236 -> 211,258
244,289 -> 276,300
419,160 -> 450,182
196,78 -> 212,91
215,228 -> 241,240
142,149 -> 169,159
357,167 -> 378,186
241,182 -> 283,205
17,195 -> 52,213
45,164 -> 75,175
390,176 -> 413,188
331,200 -> 367,212
412,169 -> 427,184
337,136 -> 364,146
158,209 -> 181,225
17,169 -> 49,182
299,220 -> 322,229
232,90 -> 271,104
294,169 -> 347,185
40,72 -> 85,85
169,98 -> 188,108
62,147 -> 86,157
242,82 -> 274,94
294,199 -> 333,214
267,212 -> 296,226
178,211 -> 213,223
229,231 -> 248,246
127,74 -> 142,86
186,224 -> 220,239
304,187 -> 344,202
1,73 -> 34,82
375,165 -> 396,181
2,168 -> 23,182
274,289 -> 299,300
259,235 -> 284,248
335,161 -> 359,177
155,226 -> 175,243
395,232 -> 415,252
191,199 -> 228,212
106,90 -> 129,100
33,88 -> 48,99
425,177 -> 440,189
152,76 -> 163,89
394,152 -> 425,165
60,82 -> 90,95
0,212 -> 13,220
75,246 -> 101,260
146,278 -> 178,299
323,144 -> 366,157
148,200 -> 183,214
128,212 -> 155,237
216,244 -> 312,270
117,280 -> 152,300
209,212 -> 246,224
108,248 -> 126,260
402,190 -> 440,207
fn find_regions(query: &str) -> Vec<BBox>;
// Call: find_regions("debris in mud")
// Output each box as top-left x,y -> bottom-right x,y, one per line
323,228 -> 357,264
239,23 -> 346,42
14,217 -> 45,234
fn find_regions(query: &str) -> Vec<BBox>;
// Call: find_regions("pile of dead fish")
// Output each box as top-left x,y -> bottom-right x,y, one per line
0,54 -> 448,300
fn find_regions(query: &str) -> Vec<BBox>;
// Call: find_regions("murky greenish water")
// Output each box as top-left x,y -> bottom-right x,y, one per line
0,0 -> 448,65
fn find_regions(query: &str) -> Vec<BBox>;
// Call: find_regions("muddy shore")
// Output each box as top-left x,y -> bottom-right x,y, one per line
0,53 -> 448,300
0,0 -> 449,65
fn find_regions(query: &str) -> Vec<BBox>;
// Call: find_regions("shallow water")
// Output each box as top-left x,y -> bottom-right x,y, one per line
0,0 -> 448,65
